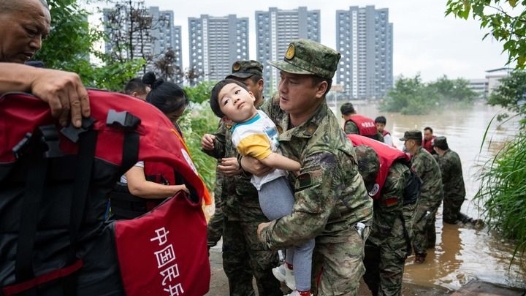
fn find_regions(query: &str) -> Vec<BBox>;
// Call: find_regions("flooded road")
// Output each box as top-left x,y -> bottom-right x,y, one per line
345,101 -> 526,291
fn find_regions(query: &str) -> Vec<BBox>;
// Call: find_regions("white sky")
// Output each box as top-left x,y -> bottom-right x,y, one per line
90,0 -> 512,82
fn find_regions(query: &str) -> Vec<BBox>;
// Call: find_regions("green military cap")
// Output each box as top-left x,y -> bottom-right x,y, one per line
269,39 -> 341,79
400,130 -> 422,141
226,60 -> 263,79
433,136 -> 448,149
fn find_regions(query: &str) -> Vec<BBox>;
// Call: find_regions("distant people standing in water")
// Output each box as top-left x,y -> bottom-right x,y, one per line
341,102 -> 384,142
423,127 -> 437,154
375,115 -> 396,148
433,137 -> 483,228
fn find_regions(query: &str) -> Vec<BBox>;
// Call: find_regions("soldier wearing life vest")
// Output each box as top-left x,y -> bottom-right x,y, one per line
348,134 -> 416,296
341,102 -> 384,142
422,126 -> 437,154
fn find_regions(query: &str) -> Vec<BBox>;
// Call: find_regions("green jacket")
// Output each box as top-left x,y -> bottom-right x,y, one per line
260,99 -> 373,249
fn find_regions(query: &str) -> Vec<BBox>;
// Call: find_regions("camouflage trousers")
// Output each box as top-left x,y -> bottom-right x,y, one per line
207,199 -> 224,248
222,217 -> 282,296
311,226 -> 370,296
443,195 -> 470,224
363,236 -> 408,296
412,203 -> 438,256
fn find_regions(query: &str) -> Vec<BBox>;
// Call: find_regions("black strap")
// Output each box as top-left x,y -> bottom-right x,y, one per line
68,130 -> 97,256
118,132 -> 139,177
14,144 -> 48,292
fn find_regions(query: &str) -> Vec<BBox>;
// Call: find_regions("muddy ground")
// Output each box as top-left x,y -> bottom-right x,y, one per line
205,245 -> 453,296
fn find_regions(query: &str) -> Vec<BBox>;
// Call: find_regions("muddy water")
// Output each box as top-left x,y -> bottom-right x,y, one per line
340,101 -> 526,291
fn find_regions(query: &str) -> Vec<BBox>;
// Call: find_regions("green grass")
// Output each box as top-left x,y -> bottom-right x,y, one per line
476,116 -> 526,262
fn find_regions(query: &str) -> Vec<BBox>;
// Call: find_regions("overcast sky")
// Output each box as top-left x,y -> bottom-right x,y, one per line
93,0 -> 511,82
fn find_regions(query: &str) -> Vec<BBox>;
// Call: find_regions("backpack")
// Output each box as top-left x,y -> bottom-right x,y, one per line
402,161 -> 422,205
0,90 -> 210,296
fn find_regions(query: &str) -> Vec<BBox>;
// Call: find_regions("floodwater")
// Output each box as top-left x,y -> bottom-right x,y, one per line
339,100 -> 526,292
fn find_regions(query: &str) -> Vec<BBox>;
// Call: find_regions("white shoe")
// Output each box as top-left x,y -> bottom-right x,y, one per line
272,263 -> 296,290
285,291 -> 313,296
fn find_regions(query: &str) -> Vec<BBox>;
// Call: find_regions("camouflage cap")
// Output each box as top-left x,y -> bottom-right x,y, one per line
433,136 -> 448,149
400,130 -> 422,141
354,145 -> 380,193
226,60 -> 263,79
269,39 -> 341,79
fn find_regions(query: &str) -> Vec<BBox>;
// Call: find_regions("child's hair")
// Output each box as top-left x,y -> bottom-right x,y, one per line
124,78 -> 147,96
145,73 -> 188,115
209,79 -> 249,118
375,116 -> 387,124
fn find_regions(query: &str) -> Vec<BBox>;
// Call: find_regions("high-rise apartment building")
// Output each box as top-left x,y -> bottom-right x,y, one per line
188,14 -> 249,83
256,7 -> 320,96
336,6 -> 393,100
103,5 -> 182,80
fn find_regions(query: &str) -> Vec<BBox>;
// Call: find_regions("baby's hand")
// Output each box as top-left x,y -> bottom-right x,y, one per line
201,134 -> 216,150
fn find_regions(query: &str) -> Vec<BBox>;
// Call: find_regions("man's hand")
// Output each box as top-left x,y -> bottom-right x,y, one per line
201,134 -> 216,151
241,155 -> 272,176
217,157 -> 242,177
257,222 -> 271,242
30,68 -> 89,128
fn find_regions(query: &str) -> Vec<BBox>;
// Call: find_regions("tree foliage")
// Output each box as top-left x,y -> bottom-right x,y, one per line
446,0 -> 525,67
380,75 -> 477,115
34,0 -> 143,91
487,70 -> 526,123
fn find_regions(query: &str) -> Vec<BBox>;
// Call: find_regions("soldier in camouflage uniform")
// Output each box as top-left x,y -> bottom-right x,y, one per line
400,130 -> 443,264
340,102 -> 384,142
202,61 -> 282,296
247,39 -> 373,296
433,137 -> 482,226
352,138 -> 414,296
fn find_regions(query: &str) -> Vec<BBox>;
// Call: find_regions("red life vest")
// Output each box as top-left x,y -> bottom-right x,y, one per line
346,115 -> 378,137
348,134 -> 410,199
422,135 -> 436,153
382,129 -> 391,137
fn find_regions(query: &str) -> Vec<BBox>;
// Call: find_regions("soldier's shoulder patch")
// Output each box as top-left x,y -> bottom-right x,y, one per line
297,172 -> 312,190
384,197 -> 399,207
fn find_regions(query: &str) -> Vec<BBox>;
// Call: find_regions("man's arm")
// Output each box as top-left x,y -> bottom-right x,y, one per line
259,151 -> 343,249
344,120 -> 359,134
0,63 -> 89,127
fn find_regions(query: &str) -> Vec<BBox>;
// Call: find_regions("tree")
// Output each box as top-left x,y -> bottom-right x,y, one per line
34,0 -> 143,91
103,0 -> 157,74
487,70 -> 526,122
446,0 -> 524,67
154,48 -> 184,83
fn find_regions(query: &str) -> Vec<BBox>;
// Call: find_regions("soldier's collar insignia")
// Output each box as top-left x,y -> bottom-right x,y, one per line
285,44 -> 295,60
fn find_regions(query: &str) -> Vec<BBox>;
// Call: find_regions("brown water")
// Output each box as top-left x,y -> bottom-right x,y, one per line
336,101 -> 526,291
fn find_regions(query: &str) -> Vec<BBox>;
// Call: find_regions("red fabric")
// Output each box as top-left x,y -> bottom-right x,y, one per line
348,134 -> 410,199
422,136 -> 436,154
0,90 -> 211,293
346,115 -> 377,137
114,191 -> 210,296
2,260 -> 83,296
382,129 -> 391,137
0,90 -> 211,205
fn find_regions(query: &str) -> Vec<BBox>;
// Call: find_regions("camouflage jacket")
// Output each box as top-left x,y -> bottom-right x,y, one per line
369,162 -> 411,245
436,149 -> 466,200
260,99 -> 373,249
203,121 -> 262,221
411,147 -> 443,208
